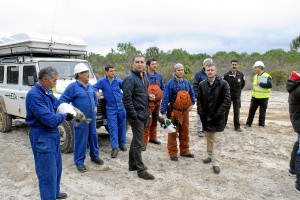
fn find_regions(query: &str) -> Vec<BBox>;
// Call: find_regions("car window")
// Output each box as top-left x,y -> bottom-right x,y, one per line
23,65 -> 37,85
0,66 -> 4,83
38,61 -> 94,80
7,66 -> 19,84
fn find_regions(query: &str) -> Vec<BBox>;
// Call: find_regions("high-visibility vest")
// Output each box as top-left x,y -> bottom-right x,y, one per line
252,72 -> 272,98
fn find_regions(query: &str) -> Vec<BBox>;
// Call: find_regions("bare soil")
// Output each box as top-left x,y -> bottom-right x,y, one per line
0,90 -> 298,200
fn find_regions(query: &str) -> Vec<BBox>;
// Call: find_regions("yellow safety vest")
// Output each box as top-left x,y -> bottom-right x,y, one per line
252,72 -> 272,99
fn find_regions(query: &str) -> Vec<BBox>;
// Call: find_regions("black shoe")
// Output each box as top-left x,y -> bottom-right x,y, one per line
259,125 -> 265,128
56,192 -> 68,199
141,145 -> 146,151
91,157 -> 104,165
203,157 -> 212,164
244,125 -> 251,129
111,149 -> 118,158
149,140 -> 161,145
120,145 -> 127,151
181,154 -> 194,158
170,156 -> 178,161
235,127 -> 243,132
138,171 -> 155,180
289,168 -> 296,177
295,187 -> 300,194
198,131 -> 204,137
76,165 -> 87,173
213,166 -> 220,174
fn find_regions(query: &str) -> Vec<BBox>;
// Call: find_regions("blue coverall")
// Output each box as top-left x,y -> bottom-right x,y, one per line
60,81 -> 99,167
93,76 -> 126,149
26,83 -> 67,200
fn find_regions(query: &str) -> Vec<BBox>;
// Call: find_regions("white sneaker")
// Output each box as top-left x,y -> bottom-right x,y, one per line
294,187 -> 300,194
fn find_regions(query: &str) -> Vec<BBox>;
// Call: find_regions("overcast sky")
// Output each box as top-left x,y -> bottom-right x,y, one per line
1,0 -> 299,56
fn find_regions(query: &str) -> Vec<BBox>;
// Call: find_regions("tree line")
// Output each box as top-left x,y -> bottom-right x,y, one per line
87,41 -> 300,90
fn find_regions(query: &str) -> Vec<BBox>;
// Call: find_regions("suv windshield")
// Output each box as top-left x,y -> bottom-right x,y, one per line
38,61 -> 94,80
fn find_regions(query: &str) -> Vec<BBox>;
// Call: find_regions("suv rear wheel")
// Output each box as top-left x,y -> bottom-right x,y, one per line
0,106 -> 12,132
59,121 -> 74,153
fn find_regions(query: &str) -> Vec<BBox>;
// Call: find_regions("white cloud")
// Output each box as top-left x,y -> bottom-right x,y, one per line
1,0 -> 300,55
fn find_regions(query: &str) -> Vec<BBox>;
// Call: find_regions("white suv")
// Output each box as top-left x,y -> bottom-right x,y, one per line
0,33 -> 107,153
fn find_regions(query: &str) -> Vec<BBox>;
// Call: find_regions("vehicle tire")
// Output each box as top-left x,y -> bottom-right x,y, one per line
59,121 -> 74,153
0,106 -> 12,132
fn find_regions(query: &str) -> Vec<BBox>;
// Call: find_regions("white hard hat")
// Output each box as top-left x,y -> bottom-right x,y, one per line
74,63 -> 89,75
253,61 -> 265,68
57,103 -> 77,116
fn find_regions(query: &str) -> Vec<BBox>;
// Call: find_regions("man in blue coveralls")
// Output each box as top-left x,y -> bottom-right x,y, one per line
60,63 -> 103,173
26,66 -> 73,199
93,64 -> 127,158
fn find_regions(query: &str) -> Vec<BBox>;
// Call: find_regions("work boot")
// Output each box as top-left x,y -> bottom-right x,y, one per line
120,145 -> 127,151
111,149 -> 118,158
76,165 -> 87,173
213,166 -> 220,174
91,157 -> 104,165
149,140 -> 161,145
181,154 -> 194,158
203,157 -> 212,164
170,156 -> 178,161
56,192 -> 68,199
138,171 -> 155,180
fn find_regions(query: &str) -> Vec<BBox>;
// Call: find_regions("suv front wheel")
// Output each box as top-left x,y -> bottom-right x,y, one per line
59,121 -> 74,153
0,106 -> 12,132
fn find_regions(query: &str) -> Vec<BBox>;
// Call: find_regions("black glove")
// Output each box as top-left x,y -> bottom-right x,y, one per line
66,113 -> 74,121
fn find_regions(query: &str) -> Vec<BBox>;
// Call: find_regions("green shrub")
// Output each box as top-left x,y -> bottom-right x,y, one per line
269,70 -> 288,87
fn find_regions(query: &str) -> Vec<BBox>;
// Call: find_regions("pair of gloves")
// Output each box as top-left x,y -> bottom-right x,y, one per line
65,107 -> 92,126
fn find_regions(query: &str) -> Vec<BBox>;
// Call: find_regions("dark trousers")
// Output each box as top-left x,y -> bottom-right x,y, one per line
225,98 -> 241,128
246,97 -> 269,127
129,118 -> 147,173
291,134 -> 300,189
290,135 -> 299,173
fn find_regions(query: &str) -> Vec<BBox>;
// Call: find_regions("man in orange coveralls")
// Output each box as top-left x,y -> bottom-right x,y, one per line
142,59 -> 165,150
160,63 -> 195,161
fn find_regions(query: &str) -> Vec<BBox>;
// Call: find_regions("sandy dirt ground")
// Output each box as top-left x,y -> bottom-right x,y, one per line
0,90 -> 299,200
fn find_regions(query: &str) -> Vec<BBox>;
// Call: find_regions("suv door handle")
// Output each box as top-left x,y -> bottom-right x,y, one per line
20,97 -> 25,99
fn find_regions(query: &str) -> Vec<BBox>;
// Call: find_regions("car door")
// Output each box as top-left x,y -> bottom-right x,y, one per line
18,64 -> 38,118
3,65 -> 21,116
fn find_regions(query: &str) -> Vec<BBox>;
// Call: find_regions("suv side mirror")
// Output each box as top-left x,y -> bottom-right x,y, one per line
27,76 -> 35,86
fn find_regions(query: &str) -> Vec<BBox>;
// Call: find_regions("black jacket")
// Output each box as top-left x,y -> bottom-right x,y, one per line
223,70 -> 245,99
122,70 -> 149,121
197,76 -> 231,132
286,80 -> 300,134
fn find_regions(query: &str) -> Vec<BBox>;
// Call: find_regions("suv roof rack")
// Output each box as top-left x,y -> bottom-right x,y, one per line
0,32 -> 87,59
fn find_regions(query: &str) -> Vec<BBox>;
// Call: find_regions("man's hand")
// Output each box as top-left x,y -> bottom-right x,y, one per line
66,113 -> 74,121
96,92 -> 101,100
94,106 -> 97,112
162,114 -> 167,121
188,105 -> 193,112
